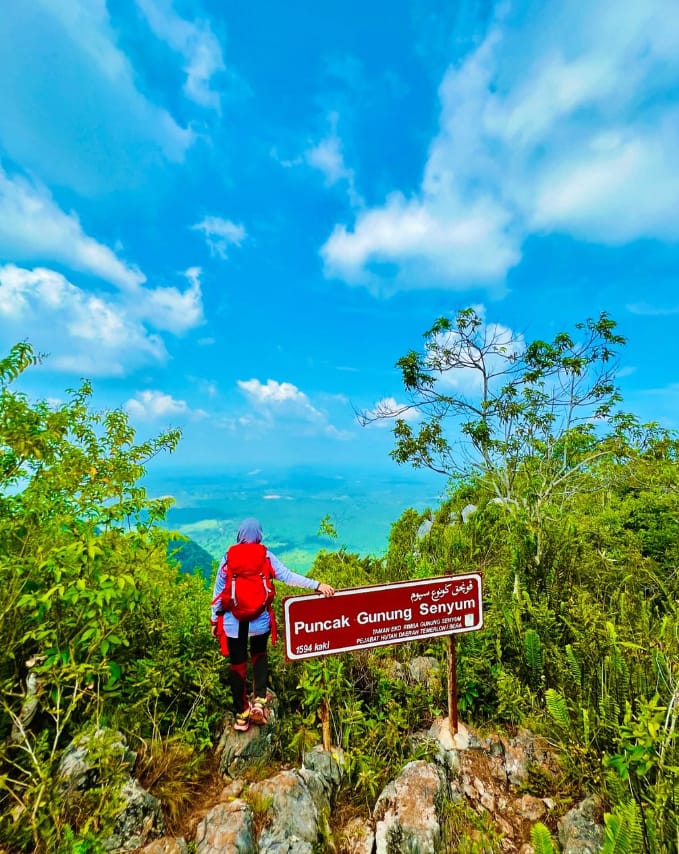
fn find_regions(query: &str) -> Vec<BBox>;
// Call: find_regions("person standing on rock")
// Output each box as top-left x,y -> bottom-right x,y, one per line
211,517 -> 335,732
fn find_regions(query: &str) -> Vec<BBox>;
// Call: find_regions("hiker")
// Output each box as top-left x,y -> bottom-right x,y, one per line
211,517 -> 334,732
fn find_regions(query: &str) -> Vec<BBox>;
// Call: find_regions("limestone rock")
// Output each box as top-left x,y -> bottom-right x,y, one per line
139,838 -> 188,854
500,728 -> 559,789
250,769 -> 319,853
339,817 -> 375,854
425,717 -> 462,775
56,729 -> 164,852
515,794 -> 546,822
57,729 -> 136,792
217,698 -> 278,776
461,503 -> 477,523
194,799 -> 256,854
373,760 -> 446,854
300,745 -> 345,815
558,795 -> 605,854
407,656 -> 440,688
105,778 -> 166,852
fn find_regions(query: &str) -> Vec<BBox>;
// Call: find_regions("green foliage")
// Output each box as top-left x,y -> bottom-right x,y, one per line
317,514 -> 338,540
530,822 -> 558,854
368,312 -> 679,850
439,800 -> 504,853
134,732 -> 210,827
601,801 -> 646,854
362,308 -> 625,496
0,344 -> 227,852
523,629 -> 544,690
167,536 -> 216,586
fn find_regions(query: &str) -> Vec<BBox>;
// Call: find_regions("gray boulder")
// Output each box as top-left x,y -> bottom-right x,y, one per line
558,795 -> 605,854
299,745 -> 345,815
194,799 -> 256,854
407,656 -> 441,689
340,817 -> 375,854
139,840 -> 188,854
56,729 -> 164,851
104,779 -> 166,851
57,728 -> 136,793
250,769 -> 319,854
217,696 -> 279,776
373,760 -> 447,854
245,747 -> 344,853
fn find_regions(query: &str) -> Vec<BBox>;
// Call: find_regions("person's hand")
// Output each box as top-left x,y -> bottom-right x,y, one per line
316,583 -> 335,597
211,622 -> 218,637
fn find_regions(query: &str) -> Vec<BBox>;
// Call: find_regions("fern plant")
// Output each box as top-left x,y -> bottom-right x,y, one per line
601,800 -> 645,854
530,822 -> 558,854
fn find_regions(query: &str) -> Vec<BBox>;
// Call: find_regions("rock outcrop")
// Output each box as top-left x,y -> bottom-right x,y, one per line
137,717 -> 605,853
58,728 -> 165,852
373,760 -> 447,853
183,744 -> 345,854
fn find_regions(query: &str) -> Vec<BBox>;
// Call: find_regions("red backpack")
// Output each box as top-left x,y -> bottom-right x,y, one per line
212,542 -> 278,643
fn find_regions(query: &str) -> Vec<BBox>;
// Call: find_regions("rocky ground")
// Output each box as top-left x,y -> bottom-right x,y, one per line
55,661 -> 605,853
130,710 -> 604,853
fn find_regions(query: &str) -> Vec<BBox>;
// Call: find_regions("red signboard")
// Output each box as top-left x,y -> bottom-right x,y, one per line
283,573 -> 483,660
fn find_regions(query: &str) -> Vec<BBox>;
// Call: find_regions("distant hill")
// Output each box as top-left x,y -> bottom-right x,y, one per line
168,536 -> 217,586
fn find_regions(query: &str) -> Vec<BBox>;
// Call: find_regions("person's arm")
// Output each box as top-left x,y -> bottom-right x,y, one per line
269,553 -> 335,596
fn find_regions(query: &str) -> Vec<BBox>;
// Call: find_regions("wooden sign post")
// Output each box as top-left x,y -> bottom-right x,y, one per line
448,635 -> 458,735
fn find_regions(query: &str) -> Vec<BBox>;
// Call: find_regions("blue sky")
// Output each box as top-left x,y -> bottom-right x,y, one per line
1,0 -> 678,476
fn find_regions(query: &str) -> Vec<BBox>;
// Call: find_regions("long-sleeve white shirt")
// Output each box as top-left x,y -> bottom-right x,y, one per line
211,550 -> 319,637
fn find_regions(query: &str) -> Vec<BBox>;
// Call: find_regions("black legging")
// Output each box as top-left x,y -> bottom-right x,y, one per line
226,621 -> 270,715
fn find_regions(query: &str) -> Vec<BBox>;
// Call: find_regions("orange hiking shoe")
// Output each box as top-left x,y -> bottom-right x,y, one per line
233,709 -> 251,732
250,697 -> 270,725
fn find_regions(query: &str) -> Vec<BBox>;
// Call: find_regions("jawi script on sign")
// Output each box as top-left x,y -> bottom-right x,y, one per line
283,573 -> 483,660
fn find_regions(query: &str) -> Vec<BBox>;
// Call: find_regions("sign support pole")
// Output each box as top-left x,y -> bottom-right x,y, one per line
320,670 -> 331,751
448,635 -> 458,736
320,698 -> 331,751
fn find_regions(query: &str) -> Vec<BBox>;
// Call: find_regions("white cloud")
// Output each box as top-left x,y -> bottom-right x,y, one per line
0,164 -> 206,339
306,135 -> 348,185
192,217 -> 247,259
135,0 -> 225,110
0,265 -> 165,376
322,191 -> 517,292
0,165 -> 145,290
126,389 -> 208,421
321,0 -> 679,292
237,378 -> 350,438
189,376 -> 219,398
238,378 -> 309,406
0,262 -> 206,376
304,114 -> 362,207
137,267 -> 204,334
529,125 -> 679,243
627,302 -> 679,316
